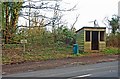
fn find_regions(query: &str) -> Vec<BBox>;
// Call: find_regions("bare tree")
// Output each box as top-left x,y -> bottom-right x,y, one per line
19,1 -> 77,43
20,1 -> 77,28
102,15 -> 119,35
71,14 -> 80,31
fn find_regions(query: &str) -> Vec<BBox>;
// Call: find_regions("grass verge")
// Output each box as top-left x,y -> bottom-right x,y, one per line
2,44 -> 89,64
101,47 -> 120,55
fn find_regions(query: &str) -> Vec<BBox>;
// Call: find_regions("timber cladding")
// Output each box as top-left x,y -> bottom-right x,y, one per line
76,27 -> 106,52
76,29 -> 84,51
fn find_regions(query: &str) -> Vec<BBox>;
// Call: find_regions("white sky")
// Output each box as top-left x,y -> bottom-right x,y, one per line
18,0 -> 120,30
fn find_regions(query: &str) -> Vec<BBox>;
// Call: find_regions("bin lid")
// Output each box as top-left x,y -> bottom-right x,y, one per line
73,44 -> 78,46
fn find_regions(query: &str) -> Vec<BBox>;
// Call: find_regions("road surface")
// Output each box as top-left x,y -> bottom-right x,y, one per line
2,61 -> 119,78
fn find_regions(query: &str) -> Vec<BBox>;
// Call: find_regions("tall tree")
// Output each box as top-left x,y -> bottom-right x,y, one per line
4,2 -> 9,44
2,2 -> 23,43
108,15 -> 119,34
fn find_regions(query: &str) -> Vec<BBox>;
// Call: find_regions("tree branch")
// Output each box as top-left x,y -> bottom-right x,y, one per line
71,14 -> 80,30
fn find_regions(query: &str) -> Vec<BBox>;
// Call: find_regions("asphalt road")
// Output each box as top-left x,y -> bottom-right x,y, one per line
3,61 -> 119,78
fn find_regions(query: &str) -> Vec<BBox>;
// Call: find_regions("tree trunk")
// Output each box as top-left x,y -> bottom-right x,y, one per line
11,9 -> 19,38
5,3 -> 9,44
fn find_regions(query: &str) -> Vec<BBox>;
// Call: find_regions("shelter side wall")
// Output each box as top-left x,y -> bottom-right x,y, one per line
76,30 -> 84,51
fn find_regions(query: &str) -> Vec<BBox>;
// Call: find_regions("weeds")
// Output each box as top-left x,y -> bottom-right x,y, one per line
102,47 -> 120,55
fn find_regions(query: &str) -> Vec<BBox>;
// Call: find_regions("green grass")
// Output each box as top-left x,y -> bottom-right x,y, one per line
102,47 -> 120,55
2,44 -> 72,64
3,44 -> 22,49
2,44 -> 89,64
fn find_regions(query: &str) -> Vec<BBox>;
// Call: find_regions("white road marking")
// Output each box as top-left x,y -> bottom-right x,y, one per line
46,65 -> 117,77
4,65 -> 118,77
68,74 -> 92,79
77,74 -> 92,77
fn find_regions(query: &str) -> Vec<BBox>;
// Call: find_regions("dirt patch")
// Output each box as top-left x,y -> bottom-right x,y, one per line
2,54 -> 118,75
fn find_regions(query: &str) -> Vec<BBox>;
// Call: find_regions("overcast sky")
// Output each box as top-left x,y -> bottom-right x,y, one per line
18,0 -> 120,30
62,0 -> 119,29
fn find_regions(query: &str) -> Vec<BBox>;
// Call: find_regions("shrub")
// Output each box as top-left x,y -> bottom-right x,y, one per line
102,47 -> 120,55
106,33 -> 120,48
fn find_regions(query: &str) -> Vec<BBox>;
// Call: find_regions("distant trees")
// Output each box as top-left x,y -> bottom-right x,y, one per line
103,15 -> 119,35
21,1 -> 76,43
55,26 -> 76,45
103,15 -> 120,47
2,1 -> 77,45
108,15 -> 119,34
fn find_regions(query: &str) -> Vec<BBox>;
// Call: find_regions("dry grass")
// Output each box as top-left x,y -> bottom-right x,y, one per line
2,44 -> 81,64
